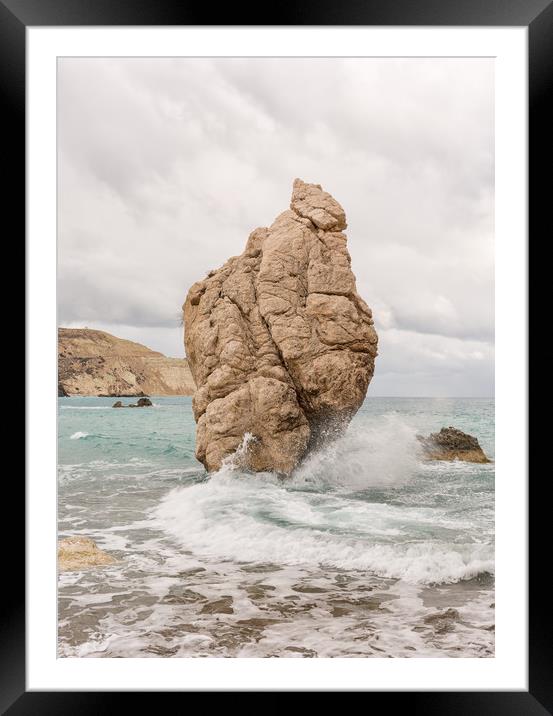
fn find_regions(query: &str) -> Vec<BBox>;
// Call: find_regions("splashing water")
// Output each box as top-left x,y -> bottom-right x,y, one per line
219,432 -> 259,472
292,413 -> 419,490
58,395 -> 495,658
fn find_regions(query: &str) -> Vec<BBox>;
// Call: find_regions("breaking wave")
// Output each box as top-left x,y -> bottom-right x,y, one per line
151,416 -> 493,585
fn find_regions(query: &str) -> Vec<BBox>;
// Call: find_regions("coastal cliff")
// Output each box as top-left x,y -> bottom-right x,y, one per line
183,179 -> 378,474
58,328 -> 195,396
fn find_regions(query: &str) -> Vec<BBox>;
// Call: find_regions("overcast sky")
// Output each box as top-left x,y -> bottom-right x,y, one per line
58,57 -> 494,397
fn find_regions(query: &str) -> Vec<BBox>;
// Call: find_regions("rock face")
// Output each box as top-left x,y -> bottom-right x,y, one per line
58,536 -> 116,572
183,179 -> 378,474
417,427 -> 490,463
58,328 -> 195,396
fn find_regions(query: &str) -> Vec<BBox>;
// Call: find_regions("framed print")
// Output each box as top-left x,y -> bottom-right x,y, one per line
10,0 -> 549,710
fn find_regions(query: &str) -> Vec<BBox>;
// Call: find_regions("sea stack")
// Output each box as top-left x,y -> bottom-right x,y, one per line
183,179 -> 378,474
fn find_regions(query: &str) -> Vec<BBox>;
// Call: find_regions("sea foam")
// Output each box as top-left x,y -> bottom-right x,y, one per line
70,431 -> 89,440
152,475 -> 493,584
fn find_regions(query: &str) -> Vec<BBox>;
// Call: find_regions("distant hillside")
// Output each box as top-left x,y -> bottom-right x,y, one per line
58,328 -> 195,397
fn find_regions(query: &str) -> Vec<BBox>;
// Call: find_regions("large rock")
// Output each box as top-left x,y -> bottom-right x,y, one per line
183,179 -> 378,474
417,427 -> 490,463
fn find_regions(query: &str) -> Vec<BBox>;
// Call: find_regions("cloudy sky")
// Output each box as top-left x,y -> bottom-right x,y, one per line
58,57 -> 494,397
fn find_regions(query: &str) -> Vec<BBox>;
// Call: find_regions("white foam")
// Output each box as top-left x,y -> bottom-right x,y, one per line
151,472 -> 493,585
70,431 -> 89,440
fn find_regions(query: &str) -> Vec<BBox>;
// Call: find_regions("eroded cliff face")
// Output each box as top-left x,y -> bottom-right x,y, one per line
58,328 -> 195,396
183,179 -> 378,474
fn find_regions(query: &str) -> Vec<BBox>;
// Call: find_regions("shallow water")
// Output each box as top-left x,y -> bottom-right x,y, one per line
58,396 -> 494,657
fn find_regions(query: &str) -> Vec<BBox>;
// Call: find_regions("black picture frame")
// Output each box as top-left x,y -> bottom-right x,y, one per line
10,0 -> 548,710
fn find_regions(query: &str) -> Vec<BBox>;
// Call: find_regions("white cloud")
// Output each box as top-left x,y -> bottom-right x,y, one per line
58,57 -> 494,396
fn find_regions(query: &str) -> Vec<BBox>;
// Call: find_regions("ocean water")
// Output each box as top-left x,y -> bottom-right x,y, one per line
58,396 -> 495,658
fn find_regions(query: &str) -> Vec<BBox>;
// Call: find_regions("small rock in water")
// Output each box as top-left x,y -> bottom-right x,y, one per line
417,426 -> 490,463
58,536 -> 116,572
112,397 -> 152,408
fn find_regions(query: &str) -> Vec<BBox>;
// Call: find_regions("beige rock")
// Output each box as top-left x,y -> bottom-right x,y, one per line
417,427 -> 491,463
183,179 -> 378,474
58,328 -> 195,396
58,536 -> 117,572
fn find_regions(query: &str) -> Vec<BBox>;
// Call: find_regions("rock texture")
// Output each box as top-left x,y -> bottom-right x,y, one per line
417,427 -> 490,463
58,328 -> 195,396
58,536 -> 116,572
183,179 -> 378,474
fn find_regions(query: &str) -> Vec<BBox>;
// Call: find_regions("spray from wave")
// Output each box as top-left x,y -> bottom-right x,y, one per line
220,432 -> 259,472
204,415 -> 418,490
292,413 -> 419,490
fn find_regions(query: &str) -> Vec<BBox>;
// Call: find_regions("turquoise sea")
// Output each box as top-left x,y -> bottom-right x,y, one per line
58,396 -> 494,657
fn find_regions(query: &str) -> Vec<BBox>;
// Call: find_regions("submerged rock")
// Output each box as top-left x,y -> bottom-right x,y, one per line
417,427 -> 490,463
200,596 -> 234,614
58,536 -> 116,572
183,179 -> 378,474
423,608 -> 460,634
